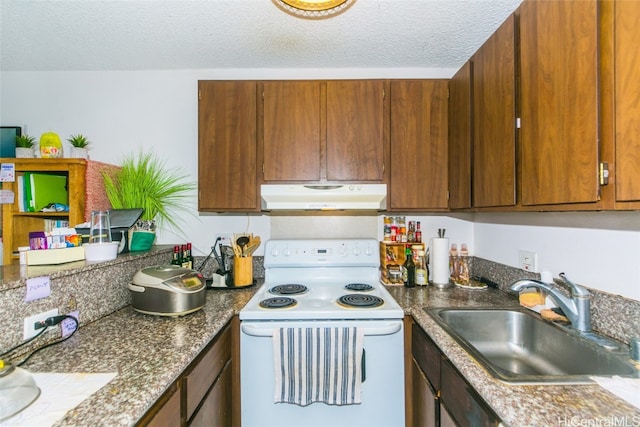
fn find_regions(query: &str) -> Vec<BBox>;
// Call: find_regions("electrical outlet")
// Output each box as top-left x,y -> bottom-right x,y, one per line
24,308 -> 59,340
215,233 -> 233,247
518,250 -> 538,272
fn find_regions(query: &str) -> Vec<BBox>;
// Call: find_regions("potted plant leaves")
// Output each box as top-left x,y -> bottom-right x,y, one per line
102,151 -> 196,251
15,134 -> 35,158
68,134 -> 90,159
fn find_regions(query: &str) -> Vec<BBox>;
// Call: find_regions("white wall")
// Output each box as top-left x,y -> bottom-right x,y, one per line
2,69 -> 639,301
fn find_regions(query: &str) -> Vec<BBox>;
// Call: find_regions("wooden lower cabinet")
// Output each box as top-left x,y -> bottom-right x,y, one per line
411,358 -> 438,427
440,359 -> 499,427
439,404 -> 458,427
136,319 -> 237,427
143,383 -> 182,427
409,319 -> 500,427
189,361 -> 233,427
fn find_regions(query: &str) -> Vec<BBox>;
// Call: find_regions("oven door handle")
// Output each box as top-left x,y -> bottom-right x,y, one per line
241,322 -> 402,337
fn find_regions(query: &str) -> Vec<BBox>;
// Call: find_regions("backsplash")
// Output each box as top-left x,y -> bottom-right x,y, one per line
0,248 -> 173,355
0,251 -> 637,359
472,257 -> 640,345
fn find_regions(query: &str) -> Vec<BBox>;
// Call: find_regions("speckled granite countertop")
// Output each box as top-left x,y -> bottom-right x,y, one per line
21,286 -> 257,427
387,285 -> 640,427
19,283 -> 640,427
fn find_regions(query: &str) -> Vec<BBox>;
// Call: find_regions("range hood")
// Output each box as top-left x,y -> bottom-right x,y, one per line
261,184 -> 387,211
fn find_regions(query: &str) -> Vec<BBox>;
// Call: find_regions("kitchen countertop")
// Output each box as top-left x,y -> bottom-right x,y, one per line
388,285 -> 640,427
19,282 -> 640,427
21,285 -> 257,427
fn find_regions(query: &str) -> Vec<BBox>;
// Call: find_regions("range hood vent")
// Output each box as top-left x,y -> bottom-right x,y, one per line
261,184 -> 387,211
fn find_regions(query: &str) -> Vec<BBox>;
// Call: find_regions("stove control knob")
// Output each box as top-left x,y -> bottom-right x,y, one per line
364,246 -> 373,256
339,246 -> 348,256
271,247 -> 279,256
353,246 -> 362,256
283,247 -> 292,256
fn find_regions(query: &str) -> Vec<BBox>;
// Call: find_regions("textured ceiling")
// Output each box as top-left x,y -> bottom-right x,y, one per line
0,0 -> 523,72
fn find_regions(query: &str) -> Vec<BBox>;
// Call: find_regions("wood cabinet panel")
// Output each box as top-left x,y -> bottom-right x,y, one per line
441,359 -> 499,427
185,323 -> 231,421
390,80 -> 449,210
614,0 -> 640,202
189,361 -> 233,427
411,321 -> 441,391
439,404 -> 458,427
262,81 -> 322,182
198,81 -> 258,211
411,358 -> 437,427
326,80 -> 387,182
141,383 -> 181,427
472,13 -> 517,208
448,62 -> 473,210
519,0 -> 600,205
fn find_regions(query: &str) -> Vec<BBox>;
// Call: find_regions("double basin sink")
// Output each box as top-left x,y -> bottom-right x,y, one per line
426,307 -> 639,384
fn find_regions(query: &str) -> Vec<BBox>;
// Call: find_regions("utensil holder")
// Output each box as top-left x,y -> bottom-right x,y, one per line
233,256 -> 253,287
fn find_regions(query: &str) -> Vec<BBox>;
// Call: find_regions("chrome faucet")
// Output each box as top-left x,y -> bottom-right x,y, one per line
510,272 -> 591,333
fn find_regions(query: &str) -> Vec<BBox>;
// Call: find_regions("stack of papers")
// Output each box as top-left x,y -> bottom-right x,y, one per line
1,372 -> 117,427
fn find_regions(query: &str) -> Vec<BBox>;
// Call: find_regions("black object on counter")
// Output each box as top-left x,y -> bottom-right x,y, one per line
471,276 -> 500,289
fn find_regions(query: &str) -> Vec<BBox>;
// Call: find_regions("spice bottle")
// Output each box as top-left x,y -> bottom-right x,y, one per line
415,222 -> 422,243
398,217 -> 407,243
407,221 -> 415,243
383,216 -> 392,242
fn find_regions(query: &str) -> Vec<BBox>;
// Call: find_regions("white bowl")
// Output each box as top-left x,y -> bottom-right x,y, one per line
83,242 -> 119,262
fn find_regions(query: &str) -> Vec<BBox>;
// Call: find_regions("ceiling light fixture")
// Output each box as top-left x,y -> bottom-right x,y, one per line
272,0 -> 357,19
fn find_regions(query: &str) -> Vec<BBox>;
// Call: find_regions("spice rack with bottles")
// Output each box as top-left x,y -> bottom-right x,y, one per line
379,241 -> 425,285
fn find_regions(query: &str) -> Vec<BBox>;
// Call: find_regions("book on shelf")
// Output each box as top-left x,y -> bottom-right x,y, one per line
17,174 -> 25,212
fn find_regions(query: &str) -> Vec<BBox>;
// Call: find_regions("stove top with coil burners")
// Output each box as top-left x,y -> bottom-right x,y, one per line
239,239 -> 404,321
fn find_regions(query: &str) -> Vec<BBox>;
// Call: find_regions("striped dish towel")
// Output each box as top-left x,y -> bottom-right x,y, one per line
273,327 -> 365,406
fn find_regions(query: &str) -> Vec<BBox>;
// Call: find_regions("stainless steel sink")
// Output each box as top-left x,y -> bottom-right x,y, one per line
426,307 -> 640,384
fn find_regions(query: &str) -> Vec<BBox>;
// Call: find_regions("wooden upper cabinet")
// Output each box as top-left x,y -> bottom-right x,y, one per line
519,0 -> 599,206
261,80 -> 387,183
262,81 -> 322,182
614,0 -> 640,203
389,80 -> 449,210
326,80 -> 388,182
448,61 -> 473,210
198,81 -> 259,212
472,13 -> 517,208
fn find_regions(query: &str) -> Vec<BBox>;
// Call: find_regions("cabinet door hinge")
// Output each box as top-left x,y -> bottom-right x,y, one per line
599,162 -> 609,186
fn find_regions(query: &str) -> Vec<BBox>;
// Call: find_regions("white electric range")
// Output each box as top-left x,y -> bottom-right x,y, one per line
239,238 -> 405,427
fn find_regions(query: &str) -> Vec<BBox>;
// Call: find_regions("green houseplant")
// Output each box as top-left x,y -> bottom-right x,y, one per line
102,151 -> 196,244
15,134 -> 35,158
67,134 -> 91,159
68,134 -> 90,148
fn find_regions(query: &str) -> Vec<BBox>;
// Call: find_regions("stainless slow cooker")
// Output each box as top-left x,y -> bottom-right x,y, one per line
129,265 -> 206,316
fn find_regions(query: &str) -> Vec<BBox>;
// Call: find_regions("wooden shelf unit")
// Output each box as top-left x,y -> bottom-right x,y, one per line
1,158 -> 87,265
